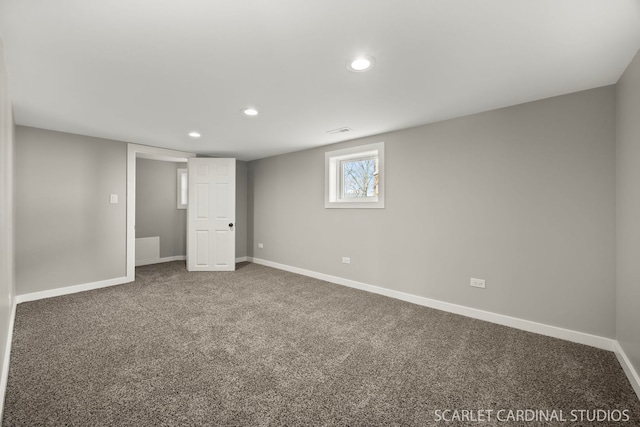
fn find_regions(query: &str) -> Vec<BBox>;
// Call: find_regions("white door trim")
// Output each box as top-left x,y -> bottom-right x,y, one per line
126,144 -> 196,281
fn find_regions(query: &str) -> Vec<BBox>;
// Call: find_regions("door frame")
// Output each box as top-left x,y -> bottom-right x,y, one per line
126,143 -> 196,282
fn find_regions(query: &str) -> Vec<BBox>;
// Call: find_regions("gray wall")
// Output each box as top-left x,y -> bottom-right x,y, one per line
236,161 -> 248,259
0,39 -> 15,411
15,126 -> 127,294
136,158 -> 187,258
616,49 -> 640,378
248,86 -> 616,338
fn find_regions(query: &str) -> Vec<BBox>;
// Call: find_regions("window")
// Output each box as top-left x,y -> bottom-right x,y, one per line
325,142 -> 384,208
177,168 -> 188,209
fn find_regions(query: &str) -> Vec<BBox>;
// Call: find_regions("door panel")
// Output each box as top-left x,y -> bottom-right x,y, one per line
195,231 -> 209,266
187,158 -> 236,271
196,183 -> 209,219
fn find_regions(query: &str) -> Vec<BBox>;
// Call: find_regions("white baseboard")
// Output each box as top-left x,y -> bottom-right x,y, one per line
135,255 -> 186,267
614,341 -> 640,400
248,257 -> 615,351
136,256 -> 247,267
15,276 -> 131,304
0,299 -> 16,423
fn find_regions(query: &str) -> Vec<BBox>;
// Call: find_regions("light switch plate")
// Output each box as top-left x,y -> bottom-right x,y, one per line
470,278 -> 485,289
110,194 -> 118,204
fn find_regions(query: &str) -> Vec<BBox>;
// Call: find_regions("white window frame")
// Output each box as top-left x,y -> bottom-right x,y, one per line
325,142 -> 384,209
177,168 -> 188,209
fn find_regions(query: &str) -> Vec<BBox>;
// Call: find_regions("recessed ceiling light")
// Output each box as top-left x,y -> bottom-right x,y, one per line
347,56 -> 375,72
243,108 -> 259,116
188,131 -> 201,138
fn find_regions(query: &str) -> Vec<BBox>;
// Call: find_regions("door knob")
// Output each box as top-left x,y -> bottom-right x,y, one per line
229,223 -> 234,228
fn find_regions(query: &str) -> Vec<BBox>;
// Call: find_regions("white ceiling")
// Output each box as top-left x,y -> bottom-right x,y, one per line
1,0 -> 639,161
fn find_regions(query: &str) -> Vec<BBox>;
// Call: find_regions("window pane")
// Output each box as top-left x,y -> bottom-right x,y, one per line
177,168 -> 188,209
341,157 -> 377,199
180,172 -> 188,205
325,142 -> 384,209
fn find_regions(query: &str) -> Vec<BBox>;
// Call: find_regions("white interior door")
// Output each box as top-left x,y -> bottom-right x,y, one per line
187,158 -> 236,271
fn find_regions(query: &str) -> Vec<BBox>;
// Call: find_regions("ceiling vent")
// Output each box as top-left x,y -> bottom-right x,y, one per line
326,127 -> 352,135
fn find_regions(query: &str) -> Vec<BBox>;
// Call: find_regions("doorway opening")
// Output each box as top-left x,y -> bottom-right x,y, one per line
126,144 -> 195,282
135,157 -> 188,266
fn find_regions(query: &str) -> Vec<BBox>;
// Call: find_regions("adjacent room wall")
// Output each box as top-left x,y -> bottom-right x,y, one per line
616,49 -> 640,380
236,161 -> 248,259
0,39 -> 16,412
248,86 -> 616,338
15,126 -> 127,295
136,158 -> 187,259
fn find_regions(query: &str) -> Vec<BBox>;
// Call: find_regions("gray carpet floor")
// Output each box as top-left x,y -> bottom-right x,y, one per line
3,261 -> 639,426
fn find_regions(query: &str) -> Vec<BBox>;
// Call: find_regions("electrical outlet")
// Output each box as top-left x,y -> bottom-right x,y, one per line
470,278 -> 486,289
342,257 -> 351,264
258,243 -> 264,249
